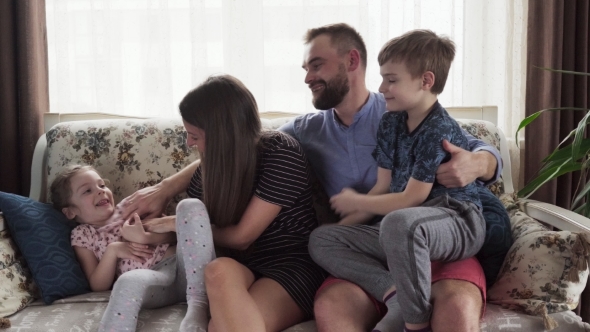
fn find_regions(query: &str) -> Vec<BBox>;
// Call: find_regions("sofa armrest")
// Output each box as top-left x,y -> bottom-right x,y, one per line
29,134 -> 48,202
518,198 -> 590,233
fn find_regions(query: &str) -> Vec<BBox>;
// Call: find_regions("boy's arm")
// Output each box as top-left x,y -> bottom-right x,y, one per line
121,214 -> 176,245
337,167 -> 391,225
331,176 -> 433,217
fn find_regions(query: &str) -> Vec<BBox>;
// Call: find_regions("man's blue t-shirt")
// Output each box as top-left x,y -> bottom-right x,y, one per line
372,102 -> 482,209
279,93 -> 501,198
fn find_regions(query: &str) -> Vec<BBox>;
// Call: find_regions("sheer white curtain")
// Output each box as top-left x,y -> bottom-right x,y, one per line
46,0 -> 526,135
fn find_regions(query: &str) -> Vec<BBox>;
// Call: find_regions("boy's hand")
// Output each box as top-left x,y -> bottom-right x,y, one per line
436,140 -> 481,187
108,241 -> 154,263
330,188 -> 360,216
121,213 -> 147,243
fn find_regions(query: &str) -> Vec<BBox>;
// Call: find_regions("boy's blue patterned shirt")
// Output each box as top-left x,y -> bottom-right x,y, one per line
372,101 -> 482,209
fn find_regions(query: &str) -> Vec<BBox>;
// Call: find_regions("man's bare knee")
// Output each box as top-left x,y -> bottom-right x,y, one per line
431,280 -> 482,332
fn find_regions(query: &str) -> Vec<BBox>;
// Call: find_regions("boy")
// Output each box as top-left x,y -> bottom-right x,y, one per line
328,30 -> 486,332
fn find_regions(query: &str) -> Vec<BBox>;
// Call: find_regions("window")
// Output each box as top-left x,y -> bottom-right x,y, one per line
46,0 -> 526,134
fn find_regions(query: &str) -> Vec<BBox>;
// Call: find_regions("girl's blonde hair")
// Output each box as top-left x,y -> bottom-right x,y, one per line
50,165 -> 99,210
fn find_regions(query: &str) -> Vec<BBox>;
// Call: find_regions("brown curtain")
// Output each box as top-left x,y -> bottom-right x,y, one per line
0,0 -> 49,196
525,0 -> 589,208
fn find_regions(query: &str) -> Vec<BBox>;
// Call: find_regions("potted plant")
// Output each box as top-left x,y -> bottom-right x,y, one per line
516,68 -> 590,217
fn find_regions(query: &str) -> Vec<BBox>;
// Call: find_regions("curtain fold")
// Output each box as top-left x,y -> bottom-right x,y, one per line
525,0 -> 589,207
0,0 -> 49,195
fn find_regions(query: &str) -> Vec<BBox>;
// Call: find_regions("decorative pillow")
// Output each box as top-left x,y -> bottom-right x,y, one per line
488,194 -> 590,331
0,192 -> 90,304
0,213 -> 36,323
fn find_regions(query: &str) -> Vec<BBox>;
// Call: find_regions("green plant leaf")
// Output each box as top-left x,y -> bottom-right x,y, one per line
571,179 -> 590,209
535,66 -> 590,76
518,158 -> 582,198
515,108 -> 590,145
572,112 -> 590,160
543,138 -> 590,163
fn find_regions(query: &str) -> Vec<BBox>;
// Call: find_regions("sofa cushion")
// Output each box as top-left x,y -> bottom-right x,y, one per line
45,119 -> 197,215
488,193 -> 590,330
0,213 -> 36,319
0,192 -> 90,304
456,119 -> 506,197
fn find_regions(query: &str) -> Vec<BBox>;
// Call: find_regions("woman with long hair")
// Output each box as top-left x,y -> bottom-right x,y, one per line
119,74 -> 326,331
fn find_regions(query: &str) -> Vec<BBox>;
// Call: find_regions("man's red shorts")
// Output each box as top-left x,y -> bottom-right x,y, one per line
315,257 -> 486,317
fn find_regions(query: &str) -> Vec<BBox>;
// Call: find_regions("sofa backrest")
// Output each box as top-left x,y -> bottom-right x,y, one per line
33,107 -> 513,213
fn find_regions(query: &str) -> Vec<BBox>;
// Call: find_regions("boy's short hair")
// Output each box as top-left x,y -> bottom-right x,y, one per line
378,29 -> 455,94
304,23 -> 367,68
50,164 -> 99,210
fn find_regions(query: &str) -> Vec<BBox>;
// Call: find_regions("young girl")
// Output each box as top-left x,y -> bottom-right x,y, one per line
116,74 -> 328,331
50,165 -> 205,332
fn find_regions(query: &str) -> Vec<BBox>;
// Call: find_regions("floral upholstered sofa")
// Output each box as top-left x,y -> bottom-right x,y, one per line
1,108 -> 590,332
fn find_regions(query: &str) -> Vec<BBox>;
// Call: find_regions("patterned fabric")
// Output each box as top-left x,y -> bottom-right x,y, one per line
71,218 -> 169,277
488,193 -> 589,329
372,102 -> 481,209
46,119 -> 198,215
0,214 -> 36,319
0,192 -> 90,304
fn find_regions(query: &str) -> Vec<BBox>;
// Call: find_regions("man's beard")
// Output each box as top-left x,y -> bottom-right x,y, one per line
312,64 -> 350,110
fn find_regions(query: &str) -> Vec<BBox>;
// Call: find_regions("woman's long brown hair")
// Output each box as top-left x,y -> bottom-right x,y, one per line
179,75 -> 261,228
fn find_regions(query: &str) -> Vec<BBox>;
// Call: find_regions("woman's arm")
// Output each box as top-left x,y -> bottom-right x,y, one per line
212,196 -> 282,251
74,243 -> 154,291
121,214 -> 177,244
116,159 -> 201,221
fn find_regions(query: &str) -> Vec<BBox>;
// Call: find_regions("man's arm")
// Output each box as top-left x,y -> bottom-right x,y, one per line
278,118 -> 298,138
435,131 -> 502,188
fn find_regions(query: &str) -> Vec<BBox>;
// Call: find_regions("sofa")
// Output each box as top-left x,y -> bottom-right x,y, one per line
1,108 -> 590,332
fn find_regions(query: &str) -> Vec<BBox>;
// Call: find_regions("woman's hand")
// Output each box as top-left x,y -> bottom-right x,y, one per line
115,184 -> 173,222
330,188 -> 360,216
108,241 -> 154,263
142,215 -> 177,233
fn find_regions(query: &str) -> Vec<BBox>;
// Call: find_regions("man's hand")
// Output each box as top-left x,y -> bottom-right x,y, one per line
436,139 -> 494,188
115,184 -> 172,222
330,188 -> 360,216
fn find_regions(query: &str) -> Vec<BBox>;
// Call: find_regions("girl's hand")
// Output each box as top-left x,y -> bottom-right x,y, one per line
142,215 -> 177,233
121,213 -> 147,243
108,241 -> 154,263
330,188 -> 360,216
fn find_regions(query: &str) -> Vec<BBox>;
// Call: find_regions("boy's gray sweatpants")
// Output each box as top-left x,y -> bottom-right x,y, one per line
309,195 -> 485,324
